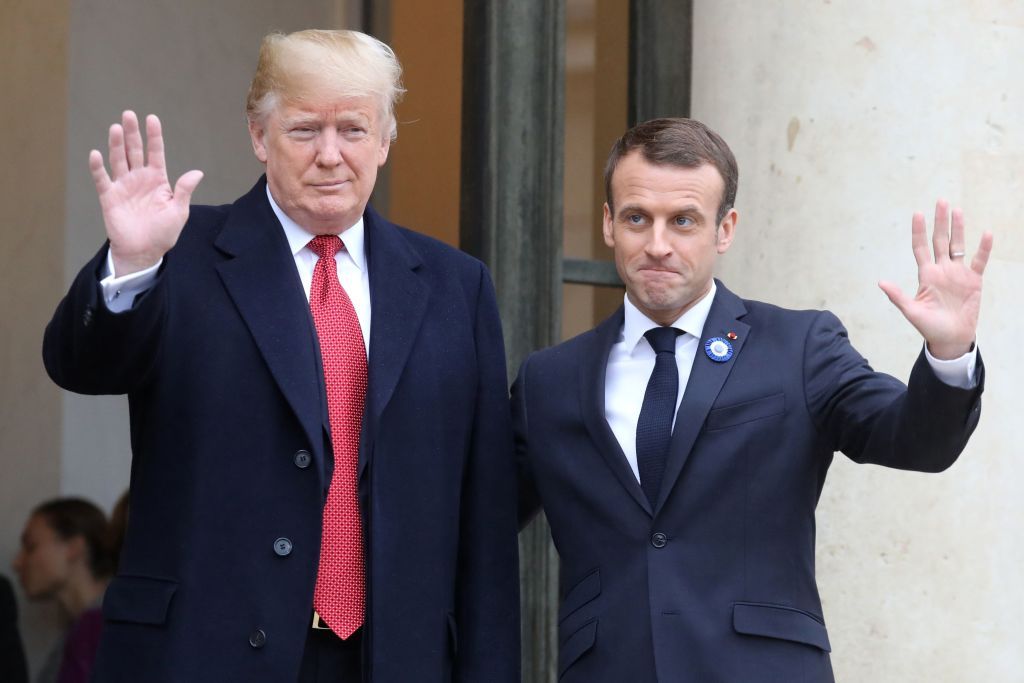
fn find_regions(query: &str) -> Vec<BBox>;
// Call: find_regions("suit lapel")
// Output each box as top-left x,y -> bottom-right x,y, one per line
654,281 -> 749,513
580,307 -> 653,517
213,179 -> 325,463
360,207 -> 429,477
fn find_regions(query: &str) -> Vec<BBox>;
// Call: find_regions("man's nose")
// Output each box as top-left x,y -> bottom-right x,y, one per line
315,130 -> 343,168
644,223 -> 672,257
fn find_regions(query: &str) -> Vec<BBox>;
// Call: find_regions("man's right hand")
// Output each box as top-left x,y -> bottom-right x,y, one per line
89,110 -> 204,277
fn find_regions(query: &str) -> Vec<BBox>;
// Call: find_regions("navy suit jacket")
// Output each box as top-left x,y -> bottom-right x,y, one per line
513,281 -> 983,683
44,178 -> 520,682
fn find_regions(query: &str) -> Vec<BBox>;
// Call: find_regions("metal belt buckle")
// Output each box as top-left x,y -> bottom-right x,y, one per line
311,611 -> 331,630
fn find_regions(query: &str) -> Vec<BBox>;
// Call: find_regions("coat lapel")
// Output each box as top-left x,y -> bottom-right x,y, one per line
654,281 -> 749,513
580,307 -> 653,517
213,179 -> 325,464
360,207 -> 430,477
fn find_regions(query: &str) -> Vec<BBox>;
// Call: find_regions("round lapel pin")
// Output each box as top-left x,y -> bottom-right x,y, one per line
704,336 -> 734,363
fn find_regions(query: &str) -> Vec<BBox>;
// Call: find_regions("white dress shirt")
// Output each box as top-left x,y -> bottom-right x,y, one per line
99,185 -> 372,353
604,284 -> 979,483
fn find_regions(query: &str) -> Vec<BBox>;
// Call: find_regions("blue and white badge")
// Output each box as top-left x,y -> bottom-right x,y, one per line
704,337 -> 734,363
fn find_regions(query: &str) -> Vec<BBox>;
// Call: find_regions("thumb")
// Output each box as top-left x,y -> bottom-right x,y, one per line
877,280 -> 910,316
173,170 -> 204,208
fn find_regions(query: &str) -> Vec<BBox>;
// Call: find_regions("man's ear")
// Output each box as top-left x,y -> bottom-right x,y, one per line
716,208 -> 738,254
602,203 -> 615,248
248,118 -> 268,164
378,134 -> 391,167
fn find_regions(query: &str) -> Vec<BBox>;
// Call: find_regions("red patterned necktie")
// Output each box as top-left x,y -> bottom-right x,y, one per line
307,235 -> 367,639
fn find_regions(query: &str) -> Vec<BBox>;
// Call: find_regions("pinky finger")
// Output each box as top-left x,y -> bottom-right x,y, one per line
970,231 -> 994,276
89,150 -> 112,194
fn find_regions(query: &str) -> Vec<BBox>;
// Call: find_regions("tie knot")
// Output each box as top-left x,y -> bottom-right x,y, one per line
308,235 -> 343,259
644,326 -> 681,355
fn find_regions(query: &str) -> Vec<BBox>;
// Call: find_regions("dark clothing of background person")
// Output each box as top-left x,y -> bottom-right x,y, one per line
0,575 -> 29,683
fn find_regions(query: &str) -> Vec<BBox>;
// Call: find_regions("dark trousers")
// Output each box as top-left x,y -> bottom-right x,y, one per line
297,627 -> 362,682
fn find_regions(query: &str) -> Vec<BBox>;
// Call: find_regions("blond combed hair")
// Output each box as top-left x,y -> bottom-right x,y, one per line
246,29 -> 405,140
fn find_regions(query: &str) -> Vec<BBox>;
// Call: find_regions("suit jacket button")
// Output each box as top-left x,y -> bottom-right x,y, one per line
249,629 -> 267,648
293,450 -> 312,469
273,538 -> 293,556
651,532 -> 668,549
82,306 -> 94,327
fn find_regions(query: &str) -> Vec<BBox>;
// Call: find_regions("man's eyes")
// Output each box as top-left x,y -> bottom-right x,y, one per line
288,126 -> 368,138
622,214 -> 695,226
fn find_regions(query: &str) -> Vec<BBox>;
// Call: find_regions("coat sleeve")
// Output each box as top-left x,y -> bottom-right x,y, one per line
511,355 -> 542,529
42,244 -> 168,396
804,310 -> 984,472
453,263 -> 521,683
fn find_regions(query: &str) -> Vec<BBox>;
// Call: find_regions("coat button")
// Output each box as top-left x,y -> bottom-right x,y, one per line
82,306 -> 94,327
273,538 -> 293,556
249,629 -> 267,648
651,532 -> 668,549
293,450 -> 312,469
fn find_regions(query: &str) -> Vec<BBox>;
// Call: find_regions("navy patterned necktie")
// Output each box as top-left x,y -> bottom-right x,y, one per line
636,326 -> 682,506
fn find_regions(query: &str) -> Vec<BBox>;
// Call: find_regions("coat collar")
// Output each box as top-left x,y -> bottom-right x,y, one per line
579,306 -> 654,516
654,280 -> 749,513
580,279 -> 751,517
360,205 -> 429,476
213,178 -> 325,466
212,178 -> 430,480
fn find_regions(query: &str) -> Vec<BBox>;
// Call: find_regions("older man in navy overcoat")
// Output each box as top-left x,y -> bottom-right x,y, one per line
44,30 -> 519,683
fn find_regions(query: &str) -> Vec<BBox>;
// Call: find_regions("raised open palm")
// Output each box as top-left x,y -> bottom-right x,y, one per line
878,200 -> 993,360
89,110 -> 203,276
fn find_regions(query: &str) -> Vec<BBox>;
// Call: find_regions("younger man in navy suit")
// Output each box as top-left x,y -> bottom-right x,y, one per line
514,118 -> 989,682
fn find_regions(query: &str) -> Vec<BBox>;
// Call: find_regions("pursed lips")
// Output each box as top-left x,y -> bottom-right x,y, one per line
638,265 -> 679,275
310,179 -> 351,190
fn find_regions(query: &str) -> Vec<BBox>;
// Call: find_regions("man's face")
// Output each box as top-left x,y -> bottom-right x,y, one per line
603,152 -> 737,325
249,95 -> 391,234
11,514 -> 74,600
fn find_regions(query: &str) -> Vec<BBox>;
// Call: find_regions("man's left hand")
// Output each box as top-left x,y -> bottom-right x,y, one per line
879,200 -> 994,360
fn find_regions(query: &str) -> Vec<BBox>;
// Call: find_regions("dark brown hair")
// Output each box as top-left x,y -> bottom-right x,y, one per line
604,118 -> 739,225
33,498 -> 115,579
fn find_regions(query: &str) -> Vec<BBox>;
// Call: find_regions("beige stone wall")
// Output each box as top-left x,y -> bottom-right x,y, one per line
0,0 -> 71,667
692,1 -> 1023,679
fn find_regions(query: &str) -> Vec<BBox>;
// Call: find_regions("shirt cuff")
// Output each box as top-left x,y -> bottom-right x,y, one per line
924,342 -> 979,390
99,249 -> 162,313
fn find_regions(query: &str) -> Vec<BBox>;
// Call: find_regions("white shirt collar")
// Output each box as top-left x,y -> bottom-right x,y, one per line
621,280 -> 717,352
265,184 -> 366,271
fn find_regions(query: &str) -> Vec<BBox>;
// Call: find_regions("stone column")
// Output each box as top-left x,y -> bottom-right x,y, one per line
461,2 -> 566,680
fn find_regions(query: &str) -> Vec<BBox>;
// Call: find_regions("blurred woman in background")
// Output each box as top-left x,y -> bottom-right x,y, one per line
12,498 -> 114,683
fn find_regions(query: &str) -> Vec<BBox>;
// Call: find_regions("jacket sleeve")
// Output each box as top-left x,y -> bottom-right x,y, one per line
42,243 -> 168,396
511,355 -> 542,529
453,263 -> 521,683
804,310 -> 984,472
